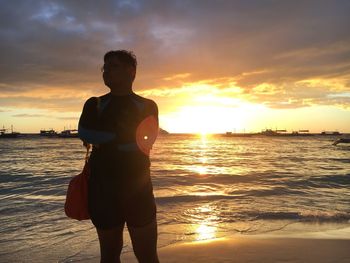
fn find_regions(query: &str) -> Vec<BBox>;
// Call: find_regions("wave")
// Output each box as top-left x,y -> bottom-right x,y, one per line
156,194 -> 244,204
328,158 -> 350,163
229,187 -> 305,197
312,174 -> 350,186
152,172 -> 282,188
153,171 -> 350,190
245,211 -> 350,223
155,172 -> 350,203
283,174 -> 350,189
155,187 -> 306,205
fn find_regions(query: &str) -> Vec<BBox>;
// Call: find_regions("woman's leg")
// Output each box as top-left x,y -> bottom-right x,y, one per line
96,224 -> 125,263
128,218 -> 159,263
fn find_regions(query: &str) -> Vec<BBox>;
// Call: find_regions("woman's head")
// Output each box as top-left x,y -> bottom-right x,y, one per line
102,50 -> 137,89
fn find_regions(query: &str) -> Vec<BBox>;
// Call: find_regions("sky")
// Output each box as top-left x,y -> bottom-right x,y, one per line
0,0 -> 349,134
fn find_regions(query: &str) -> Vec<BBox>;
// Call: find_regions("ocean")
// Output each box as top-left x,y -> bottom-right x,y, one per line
0,134 -> 349,262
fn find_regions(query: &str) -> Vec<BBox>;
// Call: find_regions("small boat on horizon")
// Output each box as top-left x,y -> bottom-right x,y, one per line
224,131 -> 255,137
260,129 -> 314,136
40,129 -> 57,137
321,131 -> 342,135
58,129 -> 79,138
0,126 -> 20,138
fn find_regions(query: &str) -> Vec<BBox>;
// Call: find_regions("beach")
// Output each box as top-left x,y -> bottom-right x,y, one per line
119,227 -> 350,263
77,223 -> 350,262
151,236 -> 350,263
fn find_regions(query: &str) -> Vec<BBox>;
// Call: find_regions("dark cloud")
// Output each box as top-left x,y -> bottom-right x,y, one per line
12,113 -> 78,120
1,0 -> 350,109
56,116 -> 78,120
12,113 -> 48,118
0,96 -> 85,111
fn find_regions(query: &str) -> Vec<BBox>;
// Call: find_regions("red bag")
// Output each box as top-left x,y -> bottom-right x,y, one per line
64,147 -> 91,220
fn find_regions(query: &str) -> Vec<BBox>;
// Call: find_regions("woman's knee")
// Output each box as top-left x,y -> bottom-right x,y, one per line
128,219 -> 159,263
97,225 -> 124,262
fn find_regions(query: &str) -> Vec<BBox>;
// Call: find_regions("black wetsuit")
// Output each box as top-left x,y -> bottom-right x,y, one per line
78,92 -> 158,229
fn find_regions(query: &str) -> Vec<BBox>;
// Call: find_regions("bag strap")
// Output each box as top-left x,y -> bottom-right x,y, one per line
85,143 -> 91,162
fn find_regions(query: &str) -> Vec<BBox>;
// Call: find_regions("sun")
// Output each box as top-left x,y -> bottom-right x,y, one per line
162,105 -> 245,134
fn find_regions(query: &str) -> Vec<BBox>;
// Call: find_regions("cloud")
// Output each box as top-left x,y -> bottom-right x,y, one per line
0,96 -> 85,112
12,113 -> 78,121
163,73 -> 191,81
1,0 -> 350,111
12,113 -> 48,118
56,116 -> 78,120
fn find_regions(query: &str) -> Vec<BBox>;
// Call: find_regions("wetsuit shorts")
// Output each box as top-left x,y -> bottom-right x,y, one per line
88,148 -> 157,230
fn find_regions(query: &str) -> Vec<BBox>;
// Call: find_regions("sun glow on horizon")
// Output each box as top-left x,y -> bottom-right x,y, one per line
160,95 -> 265,134
161,105 -> 243,134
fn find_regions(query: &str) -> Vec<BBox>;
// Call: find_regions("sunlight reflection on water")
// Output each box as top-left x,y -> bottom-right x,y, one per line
0,134 -> 350,262
195,224 -> 217,240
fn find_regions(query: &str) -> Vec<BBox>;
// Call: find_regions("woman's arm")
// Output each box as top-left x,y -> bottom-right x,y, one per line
78,97 -> 116,145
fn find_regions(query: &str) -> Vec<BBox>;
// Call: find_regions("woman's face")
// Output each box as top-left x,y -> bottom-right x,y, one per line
102,57 -> 135,88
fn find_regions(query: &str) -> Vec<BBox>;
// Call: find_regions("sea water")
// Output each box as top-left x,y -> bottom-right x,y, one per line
0,134 -> 349,262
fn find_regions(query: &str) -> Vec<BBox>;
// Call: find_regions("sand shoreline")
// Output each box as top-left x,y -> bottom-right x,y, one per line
75,224 -> 350,262
162,237 -> 349,263
118,235 -> 350,263
76,225 -> 350,262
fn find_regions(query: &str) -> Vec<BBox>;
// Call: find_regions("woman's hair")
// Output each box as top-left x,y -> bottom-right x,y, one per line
104,50 -> 137,69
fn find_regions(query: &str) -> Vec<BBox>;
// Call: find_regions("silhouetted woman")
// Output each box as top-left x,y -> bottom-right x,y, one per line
78,50 -> 159,263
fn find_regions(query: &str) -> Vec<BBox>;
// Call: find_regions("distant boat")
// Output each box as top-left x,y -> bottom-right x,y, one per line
290,130 -> 313,136
321,131 -> 342,135
40,129 -> 57,137
224,131 -> 254,137
260,129 -> 281,136
0,126 -> 20,138
58,129 -> 79,138
259,129 -> 313,136
333,138 -> 350,146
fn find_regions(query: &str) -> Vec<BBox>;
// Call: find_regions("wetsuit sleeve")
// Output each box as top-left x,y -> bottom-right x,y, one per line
78,97 -> 116,144
146,100 -> 159,150
135,99 -> 159,155
149,100 -> 159,129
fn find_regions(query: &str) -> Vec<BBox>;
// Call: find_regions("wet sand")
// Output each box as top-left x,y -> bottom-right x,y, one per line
120,235 -> 350,263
